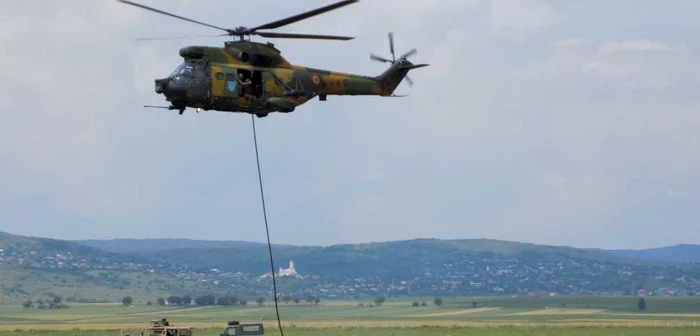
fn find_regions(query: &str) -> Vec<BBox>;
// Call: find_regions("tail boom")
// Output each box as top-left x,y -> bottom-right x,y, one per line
285,62 -> 429,97
375,62 -> 430,96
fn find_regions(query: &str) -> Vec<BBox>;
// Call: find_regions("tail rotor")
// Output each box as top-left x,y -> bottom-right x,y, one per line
389,32 -> 395,61
370,32 -> 420,86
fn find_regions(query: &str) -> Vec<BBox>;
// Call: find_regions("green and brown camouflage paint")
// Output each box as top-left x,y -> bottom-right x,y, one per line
156,40 -> 427,116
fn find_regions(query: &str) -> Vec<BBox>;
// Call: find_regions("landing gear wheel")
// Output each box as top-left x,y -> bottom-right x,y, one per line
168,105 -> 185,115
256,113 -> 268,118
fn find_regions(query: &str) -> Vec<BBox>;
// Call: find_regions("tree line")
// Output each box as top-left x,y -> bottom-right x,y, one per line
21,293 -> 69,310
131,294 -> 321,307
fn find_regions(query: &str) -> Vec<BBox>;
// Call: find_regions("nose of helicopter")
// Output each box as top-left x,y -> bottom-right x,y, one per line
155,77 -> 189,100
154,78 -> 167,94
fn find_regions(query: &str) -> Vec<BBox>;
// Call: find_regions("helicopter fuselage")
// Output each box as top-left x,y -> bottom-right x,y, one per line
153,41 -> 419,116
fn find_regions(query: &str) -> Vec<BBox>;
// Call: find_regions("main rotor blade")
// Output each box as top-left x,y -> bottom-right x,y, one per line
135,33 -> 229,41
405,75 -> 414,87
401,48 -> 417,59
256,31 -> 353,40
370,53 -> 391,63
118,0 -> 231,33
249,0 -> 358,32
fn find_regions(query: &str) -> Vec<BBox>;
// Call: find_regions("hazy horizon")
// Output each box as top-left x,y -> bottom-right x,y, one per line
2,1 -> 699,250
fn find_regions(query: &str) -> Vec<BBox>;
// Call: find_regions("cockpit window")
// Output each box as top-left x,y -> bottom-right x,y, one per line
170,63 -> 195,77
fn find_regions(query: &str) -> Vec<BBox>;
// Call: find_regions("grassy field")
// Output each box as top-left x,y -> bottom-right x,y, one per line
1,296 -> 699,335
2,328 -> 700,336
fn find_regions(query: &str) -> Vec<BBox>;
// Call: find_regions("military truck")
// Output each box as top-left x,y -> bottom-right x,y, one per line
221,320 -> 264,336
120,319 -> 263,336
120,319 -> 193,336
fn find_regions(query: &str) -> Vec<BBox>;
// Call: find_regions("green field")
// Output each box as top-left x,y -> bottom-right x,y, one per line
4,329 -> 700,336
2,329 -> 700,336
1,296 -> 699,335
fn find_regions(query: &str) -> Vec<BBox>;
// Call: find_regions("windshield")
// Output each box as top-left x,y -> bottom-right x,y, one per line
223,327 -> 236,336
169,63 -> 195,77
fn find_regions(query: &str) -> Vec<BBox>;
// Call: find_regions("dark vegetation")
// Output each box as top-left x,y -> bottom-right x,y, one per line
138,293 -> 318,307
20,293 -> 69,310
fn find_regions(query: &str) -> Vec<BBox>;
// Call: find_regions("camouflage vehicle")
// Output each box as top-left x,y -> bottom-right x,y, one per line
120,319 -> 193,336
220,321 -> 264,336
119,0 -> 429,118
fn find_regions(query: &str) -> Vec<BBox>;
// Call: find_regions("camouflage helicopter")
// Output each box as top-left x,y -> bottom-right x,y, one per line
119,0 -> 429,118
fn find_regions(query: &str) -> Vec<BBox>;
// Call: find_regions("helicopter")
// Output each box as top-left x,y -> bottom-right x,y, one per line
118,0 -> 429,118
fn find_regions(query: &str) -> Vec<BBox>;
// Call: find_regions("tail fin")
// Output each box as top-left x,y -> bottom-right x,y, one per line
375,62 -> 430,96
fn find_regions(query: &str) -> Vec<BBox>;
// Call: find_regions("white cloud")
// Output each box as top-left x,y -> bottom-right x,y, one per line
599,40 -> 677,54
573,40 -> 697,89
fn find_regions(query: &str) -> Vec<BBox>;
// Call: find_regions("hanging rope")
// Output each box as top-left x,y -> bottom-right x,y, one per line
250,115 -> 285,336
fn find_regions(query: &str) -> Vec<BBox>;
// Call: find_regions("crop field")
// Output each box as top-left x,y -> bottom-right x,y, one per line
1,296 -> 699,335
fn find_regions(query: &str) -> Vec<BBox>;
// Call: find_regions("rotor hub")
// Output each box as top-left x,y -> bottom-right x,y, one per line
370,32 -> 419,66
232,26 -> 249,34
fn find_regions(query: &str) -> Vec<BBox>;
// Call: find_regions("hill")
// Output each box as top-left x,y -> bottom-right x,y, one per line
78,237 -> 648,275
79,236 -> 700,298
77,236 -> 700,265
0,231 -> 151,267
0,232 -> 204,304
604,245 -> 700,264
130,239 -> 643,279
1,231 -> 700,304
76,238 -> 283,254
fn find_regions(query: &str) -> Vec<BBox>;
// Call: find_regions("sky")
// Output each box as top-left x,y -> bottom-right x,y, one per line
1,0 -> 700,250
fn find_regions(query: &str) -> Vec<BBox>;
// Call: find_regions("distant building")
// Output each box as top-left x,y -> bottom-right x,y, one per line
258,260 -> 299,279
279,260 -> 297,277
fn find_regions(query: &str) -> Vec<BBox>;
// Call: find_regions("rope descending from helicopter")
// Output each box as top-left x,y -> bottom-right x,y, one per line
250,115 -> 285,336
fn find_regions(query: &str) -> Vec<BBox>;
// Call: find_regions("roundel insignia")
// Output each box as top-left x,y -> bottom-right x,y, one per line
312,74 -> 321,85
